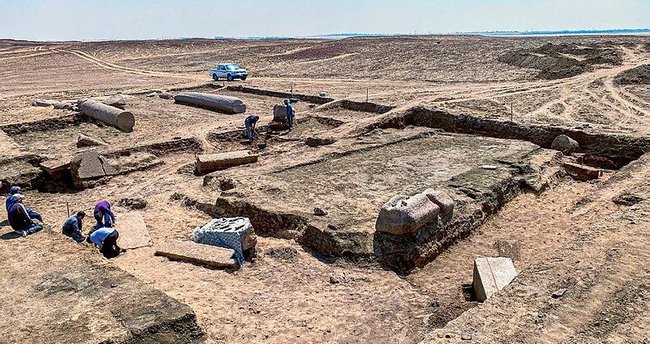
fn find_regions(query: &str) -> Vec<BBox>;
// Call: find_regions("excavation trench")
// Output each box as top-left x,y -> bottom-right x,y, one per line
376,106 -> 650,169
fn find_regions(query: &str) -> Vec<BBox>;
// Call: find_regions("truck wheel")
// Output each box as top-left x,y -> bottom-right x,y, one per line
241,77 -> 247,81
227,74 -> 234,81
212,74 -> 218,81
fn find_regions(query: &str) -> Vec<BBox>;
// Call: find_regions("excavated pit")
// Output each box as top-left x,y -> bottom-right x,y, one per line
203,130 -> 560,273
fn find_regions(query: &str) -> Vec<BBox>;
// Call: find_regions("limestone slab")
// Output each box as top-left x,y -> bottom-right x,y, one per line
155,240 -> 238,270
194,150 -> 258,174
116,211 -> 150,249
473,257 -> 518,302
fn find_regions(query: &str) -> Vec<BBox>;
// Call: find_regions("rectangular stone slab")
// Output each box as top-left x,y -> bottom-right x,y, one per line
116,211 -> 150,249
155,240 -> 238,270
195,150 -> 258,174
473,257 -> 518,302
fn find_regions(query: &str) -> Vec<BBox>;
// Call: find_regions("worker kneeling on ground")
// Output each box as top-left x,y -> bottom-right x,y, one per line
7,194 -> 43,237
89,226 -> 121,258
62,211 -> 86,243
93,200 -> 116,230
244,114 -> 260,143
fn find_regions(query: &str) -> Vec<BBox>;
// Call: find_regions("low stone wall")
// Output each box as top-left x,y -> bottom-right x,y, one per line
226,85 -> 334,104
0,115 -> 84,135
391,106 -> 650,168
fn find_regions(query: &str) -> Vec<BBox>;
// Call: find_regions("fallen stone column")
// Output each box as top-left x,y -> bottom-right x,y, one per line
79,100 -> 135,132
194,150 -> 258,175
174,92 -> 246,114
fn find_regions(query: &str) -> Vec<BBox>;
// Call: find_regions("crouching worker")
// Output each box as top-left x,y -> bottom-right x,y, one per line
89,227 -> 121,258
244,115 -> 260,143
7,194 -> 43,237
93,200 -> 116,230
62,211 -> 86,243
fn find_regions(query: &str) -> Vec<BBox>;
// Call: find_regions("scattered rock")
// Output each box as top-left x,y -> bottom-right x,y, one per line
265,247 -> 299,262
551,134 -> 579,154
32,99 -> 53,107
422,189 -> 454,219
158,91 -> 174,99
473,257 -> 518,302
493,240 -> 521,261
329,276 -> 340,284
77,133 -> 107,148
551,288 -> 567,299
118,197 -> 148,210
314,207 -> 328,216
146,92 -> 158,97
103,94 -> 127,109
481,165 -> 498,170
461,333 -> 473,341
375,194 -> 440,235
430,300 -> 440,308
612,193 -> 644,206
32,99 -> 74,110
305,136 -> 336,147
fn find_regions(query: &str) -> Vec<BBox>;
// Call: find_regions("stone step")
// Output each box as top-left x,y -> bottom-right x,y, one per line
154,240 -> 238,270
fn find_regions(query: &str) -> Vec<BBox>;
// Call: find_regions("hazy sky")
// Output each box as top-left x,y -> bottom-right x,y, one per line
1,0 -> 648,41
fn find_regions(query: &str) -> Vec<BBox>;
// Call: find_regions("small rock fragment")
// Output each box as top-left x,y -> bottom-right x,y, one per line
314,207 -> 328,216
103,94 -> 127,109
551,288 -> 567,299
305,136 -> 336,147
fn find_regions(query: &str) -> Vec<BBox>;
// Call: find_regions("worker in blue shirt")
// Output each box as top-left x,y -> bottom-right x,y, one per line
284,99 -> 295,128
89,227 -> 121,258
244,115 -> 260,143
7,194 -> 43,237
62,211 -> 86,243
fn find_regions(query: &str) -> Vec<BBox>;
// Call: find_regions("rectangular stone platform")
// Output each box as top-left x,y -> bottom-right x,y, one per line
0,230 -> 203,343
155,240 -> 238,270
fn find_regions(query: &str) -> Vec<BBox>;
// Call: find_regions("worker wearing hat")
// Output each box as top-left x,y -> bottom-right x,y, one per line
7,194 -> 43,237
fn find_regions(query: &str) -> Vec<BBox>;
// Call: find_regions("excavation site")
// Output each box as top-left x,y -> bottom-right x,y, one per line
0,34 -> 648,344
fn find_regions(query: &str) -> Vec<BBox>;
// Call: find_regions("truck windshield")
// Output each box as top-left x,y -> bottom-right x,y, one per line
226,64 -> 240,71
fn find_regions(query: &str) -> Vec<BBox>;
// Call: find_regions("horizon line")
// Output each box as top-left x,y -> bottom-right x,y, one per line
2,28 -> 649,44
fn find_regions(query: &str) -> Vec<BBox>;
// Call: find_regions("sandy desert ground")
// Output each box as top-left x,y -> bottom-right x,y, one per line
0,35 -> 648,343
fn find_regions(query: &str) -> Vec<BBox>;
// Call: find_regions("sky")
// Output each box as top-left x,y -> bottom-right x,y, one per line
0,0 -> 648,41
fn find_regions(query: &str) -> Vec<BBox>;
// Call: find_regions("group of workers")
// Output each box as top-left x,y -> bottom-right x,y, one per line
244,98 -> 295,143
5,186 -> 121,259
